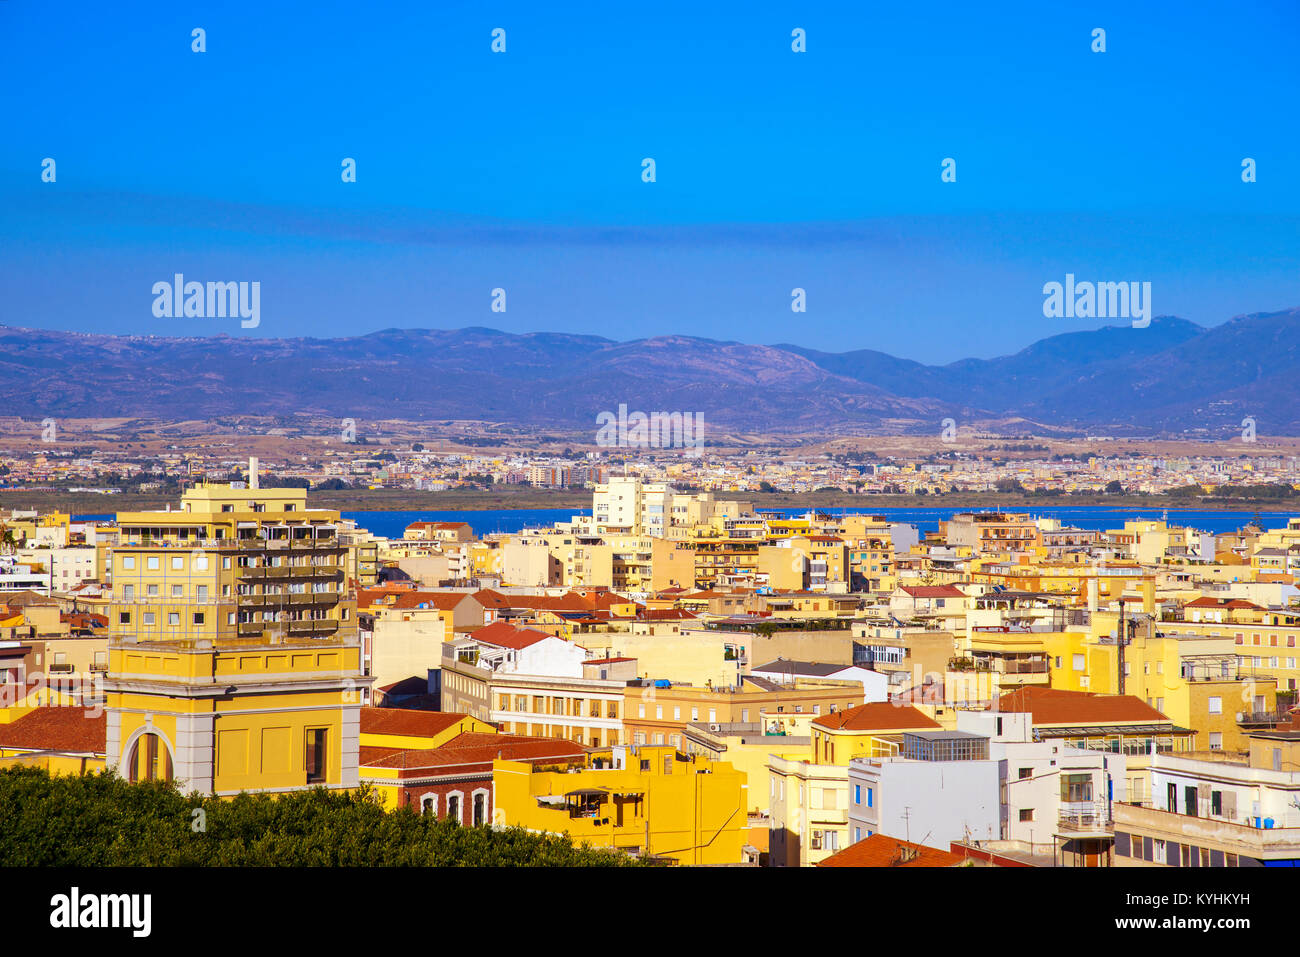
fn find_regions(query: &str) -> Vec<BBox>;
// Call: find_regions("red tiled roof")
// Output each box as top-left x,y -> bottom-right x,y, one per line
471,589 -> 516,609
0,707 -> 106,754
389,592 -> 468,611
900,585 -> 966,598
359,732 -> 587,775
993,686 -> 1171,726
470,620 -> 554,650
1185,597 -> 1262,609
360,709 -> 475,738
812,702 -> 941,733
818,834 -> 963,868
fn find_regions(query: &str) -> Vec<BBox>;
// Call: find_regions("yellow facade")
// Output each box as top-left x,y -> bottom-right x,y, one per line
492,746 -> 747,865
102,481 -> 370,795
105,636 -> 367,795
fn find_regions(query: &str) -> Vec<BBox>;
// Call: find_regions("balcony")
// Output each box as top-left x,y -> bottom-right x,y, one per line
1058,800 -> 1112,834
1113,802 -> 1300,858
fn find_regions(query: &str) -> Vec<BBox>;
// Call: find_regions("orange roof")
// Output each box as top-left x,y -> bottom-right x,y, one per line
900,585 -> 966,598
812,702 -> 941,733
470,620 -> 554,650
360,709 -> 475,738
359,732 -> 587,775
1185,597 -> 1262,609
389,592 -> 469,611
0,707 -> 105,754
818,834 -> 963,868
993,686 -> 1170,726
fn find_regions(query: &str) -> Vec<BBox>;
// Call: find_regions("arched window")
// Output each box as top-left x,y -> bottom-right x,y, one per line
126,732 -> 173,783
420,794 -> 437,815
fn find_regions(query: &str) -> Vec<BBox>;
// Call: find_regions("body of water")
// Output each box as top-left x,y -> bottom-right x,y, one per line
75,506 -> 1294,539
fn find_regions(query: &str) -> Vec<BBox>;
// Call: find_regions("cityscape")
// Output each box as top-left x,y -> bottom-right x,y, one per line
3,0 -> 1297,939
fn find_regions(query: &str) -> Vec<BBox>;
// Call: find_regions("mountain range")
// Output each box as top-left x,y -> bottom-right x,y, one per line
0,307 -> 1296,436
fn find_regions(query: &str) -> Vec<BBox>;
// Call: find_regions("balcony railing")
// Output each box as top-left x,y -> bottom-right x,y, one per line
1059,800 -> 1111,832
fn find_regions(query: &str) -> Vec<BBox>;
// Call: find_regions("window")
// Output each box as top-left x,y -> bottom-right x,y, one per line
1018,767 -> 1033,779
171,585 -> 183,597
197,585 -> 208,600
1208,732 -> 1223,750
673,706 -> 681,721
122,584 -> 134,600
866,787 -> 873,808
147,585 -> 159,596
638,704 -> 646,718
691,708 -> 699,721
1072,654 -> 1085,672
420,794 -> 437,815
854,784 -> 862,805
708,709 -> 717,723
143,612 -> 155,625
172,556 -> 184,570
472,791 -> 487,827
119,612 -> 131,624
1019,808 -> 1034,822
126,732 -> 173,783
122,556 -> 136,570
168,613 -> 180,626
305,728 -> 327,784
147,556 -> 160,570
655,705 -> 663,720
1208,696 -> 1222,715
445,793 -> 461,823
193,613 -> 204,625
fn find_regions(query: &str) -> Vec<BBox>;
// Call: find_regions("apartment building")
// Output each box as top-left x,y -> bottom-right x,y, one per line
493,744 -> 748,865
1114,712 -> 1300,866
100,476 -> 368,794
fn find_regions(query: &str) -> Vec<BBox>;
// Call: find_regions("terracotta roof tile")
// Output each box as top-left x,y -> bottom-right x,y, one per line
819,834 -> 963,867
993,686 -> 1171,726
812,702 -> 941,733
0,707 -> 105,754
360,709 -> 475,738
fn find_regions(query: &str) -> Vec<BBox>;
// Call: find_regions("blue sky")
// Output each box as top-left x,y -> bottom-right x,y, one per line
1,0 -> 1297,362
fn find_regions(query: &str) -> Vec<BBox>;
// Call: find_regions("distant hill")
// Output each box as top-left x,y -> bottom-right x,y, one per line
0,308 -> 1296,435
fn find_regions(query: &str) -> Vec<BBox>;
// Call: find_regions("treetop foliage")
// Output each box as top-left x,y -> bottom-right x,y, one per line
0,767 -> 642,867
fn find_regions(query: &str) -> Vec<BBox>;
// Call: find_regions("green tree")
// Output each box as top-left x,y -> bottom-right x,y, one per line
0,768 -> 643,867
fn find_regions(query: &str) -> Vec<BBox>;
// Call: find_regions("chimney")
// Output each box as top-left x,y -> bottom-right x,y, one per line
249,456 -> 259,490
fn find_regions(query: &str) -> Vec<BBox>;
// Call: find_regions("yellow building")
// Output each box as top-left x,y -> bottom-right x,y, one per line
492,745 -> 748,864
102,476 -> 372,794
104,634 -> 368,795
810,702 -> 942,764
